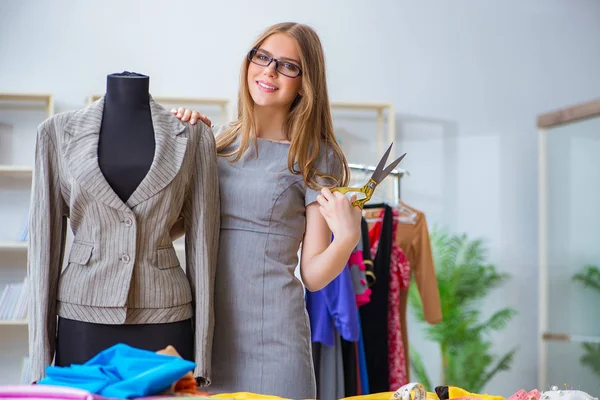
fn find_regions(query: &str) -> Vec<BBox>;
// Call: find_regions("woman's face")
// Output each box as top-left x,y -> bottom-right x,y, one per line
247,33 -> 303,111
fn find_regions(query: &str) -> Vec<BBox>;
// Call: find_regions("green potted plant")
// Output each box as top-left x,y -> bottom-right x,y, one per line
572,265 -> 600,376
408,227 -> 517,392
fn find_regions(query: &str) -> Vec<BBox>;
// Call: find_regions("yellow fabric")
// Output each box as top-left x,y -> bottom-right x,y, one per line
341,390 -> 439,400
448,386 -> 504,400
210,393 -> 291,400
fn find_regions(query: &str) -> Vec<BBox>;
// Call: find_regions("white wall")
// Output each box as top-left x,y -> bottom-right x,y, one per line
1,0 -> 600,395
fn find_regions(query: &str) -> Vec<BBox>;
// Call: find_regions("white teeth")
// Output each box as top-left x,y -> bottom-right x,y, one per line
258,82 -> 277,90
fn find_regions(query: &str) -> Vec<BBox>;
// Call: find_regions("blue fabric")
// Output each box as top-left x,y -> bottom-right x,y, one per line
38,343 -> 195,399
357,312 -> 369,394
305,264 -> 360,346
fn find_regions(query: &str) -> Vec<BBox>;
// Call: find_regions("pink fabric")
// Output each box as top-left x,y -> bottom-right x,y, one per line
0,384 -> 103,399
348,249 -> 372,307
507,389 -> 542,400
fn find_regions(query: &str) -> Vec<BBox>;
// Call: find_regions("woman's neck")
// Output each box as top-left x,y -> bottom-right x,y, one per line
254,106 -> 289,142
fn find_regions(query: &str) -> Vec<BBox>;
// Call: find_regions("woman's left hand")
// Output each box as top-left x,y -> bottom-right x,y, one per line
316,187 -> 362,247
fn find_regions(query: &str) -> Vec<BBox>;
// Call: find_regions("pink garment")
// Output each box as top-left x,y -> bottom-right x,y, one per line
370,209 -> 412,391
348,249 -> 372,307
508,389 -> 542,400
0,384 -> 103,399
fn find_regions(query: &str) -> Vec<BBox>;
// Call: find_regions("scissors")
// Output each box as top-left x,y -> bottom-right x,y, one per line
333,142 -> 406,209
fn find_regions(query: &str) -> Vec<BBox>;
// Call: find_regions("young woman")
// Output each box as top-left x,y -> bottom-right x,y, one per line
171,22 -> 362,398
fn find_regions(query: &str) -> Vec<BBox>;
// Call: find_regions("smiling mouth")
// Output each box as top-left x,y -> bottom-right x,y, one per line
257,81 -> 278,91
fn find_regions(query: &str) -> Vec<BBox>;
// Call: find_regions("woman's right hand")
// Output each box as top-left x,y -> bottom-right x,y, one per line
171,107 -> 212,127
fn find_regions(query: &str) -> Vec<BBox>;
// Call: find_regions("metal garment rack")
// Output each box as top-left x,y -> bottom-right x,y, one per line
348,163 -> 408,203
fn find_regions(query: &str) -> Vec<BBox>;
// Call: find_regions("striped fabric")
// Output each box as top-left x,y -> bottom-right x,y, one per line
27,96 -> 220,384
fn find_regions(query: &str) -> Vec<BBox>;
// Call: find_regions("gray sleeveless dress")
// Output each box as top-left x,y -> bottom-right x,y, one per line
209,126 -> 337,399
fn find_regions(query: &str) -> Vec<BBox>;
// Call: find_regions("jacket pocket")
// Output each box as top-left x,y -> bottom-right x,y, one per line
156,246 -> 181,270
68,242 -> 93,265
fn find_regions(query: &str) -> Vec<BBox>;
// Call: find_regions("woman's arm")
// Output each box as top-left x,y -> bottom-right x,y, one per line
300,188 -> 362,292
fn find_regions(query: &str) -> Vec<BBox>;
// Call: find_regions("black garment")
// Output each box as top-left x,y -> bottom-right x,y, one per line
341,338 -> 358,397
340,216 -> 371,398
361,216 -> 375,287
435,386 -> 449,400
98,72 -> 155,203
55,317 -> 195,366
359,204 -> 393,393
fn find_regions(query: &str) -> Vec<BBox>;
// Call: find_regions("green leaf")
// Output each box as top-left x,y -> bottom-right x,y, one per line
408,226 -> 517,392
409,346 -> 432,391
573,265 -> 600,293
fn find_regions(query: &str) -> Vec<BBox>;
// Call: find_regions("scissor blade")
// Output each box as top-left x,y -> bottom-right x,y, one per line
370,143 -> 394,183
373,153 -> 406,184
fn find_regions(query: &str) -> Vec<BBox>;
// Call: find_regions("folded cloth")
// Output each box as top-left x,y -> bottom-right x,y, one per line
38,343 -> 195,399
435,386 -> 504,400
0,384 -> 104,399
507,389 -> 541,400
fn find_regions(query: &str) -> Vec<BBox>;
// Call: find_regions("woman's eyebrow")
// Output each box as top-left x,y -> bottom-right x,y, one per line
258,48 -> 301,65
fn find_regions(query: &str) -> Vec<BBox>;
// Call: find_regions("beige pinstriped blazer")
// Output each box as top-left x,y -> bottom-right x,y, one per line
27,96 -> 220,384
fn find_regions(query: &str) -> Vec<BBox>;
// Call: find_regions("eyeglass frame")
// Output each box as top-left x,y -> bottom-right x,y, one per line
247,48 -> 303,78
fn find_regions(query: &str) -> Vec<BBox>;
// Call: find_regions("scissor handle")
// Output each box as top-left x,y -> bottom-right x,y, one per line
331,179 -> 377,209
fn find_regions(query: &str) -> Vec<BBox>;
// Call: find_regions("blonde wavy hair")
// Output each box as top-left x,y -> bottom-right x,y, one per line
216,22 -> 349,190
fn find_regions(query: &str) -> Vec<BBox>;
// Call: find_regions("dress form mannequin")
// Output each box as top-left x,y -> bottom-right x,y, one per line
54,72 -> 194,366
98,71 -> 155,202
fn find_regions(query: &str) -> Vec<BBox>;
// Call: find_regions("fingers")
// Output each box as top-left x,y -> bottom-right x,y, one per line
320,187 -> 335,201
191,112 -> 211,127
170,108 -> 203,124
316,194 -> 328,208
199,115 -> 212,127
181,109 -> 193,122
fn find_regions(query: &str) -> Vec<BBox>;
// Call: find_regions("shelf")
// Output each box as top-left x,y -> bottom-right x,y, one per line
0,165 -> 33,175
0,319 -> 27,326
0,93 -> 54,116
86,95 -> 230,107
0,242 -> 27,251
85,95 -> 232,123
331,101 -> 394,111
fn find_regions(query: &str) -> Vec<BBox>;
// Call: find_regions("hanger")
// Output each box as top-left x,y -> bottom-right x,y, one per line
395,201 -> 417,224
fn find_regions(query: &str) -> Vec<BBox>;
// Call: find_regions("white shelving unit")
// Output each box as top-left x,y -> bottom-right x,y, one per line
0,93 -> 53,385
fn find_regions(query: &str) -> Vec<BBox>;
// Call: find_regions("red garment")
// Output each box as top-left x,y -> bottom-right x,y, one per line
371,209 -> 411,390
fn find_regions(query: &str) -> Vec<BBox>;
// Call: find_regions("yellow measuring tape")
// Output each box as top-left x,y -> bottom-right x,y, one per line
391,382 -> 428,400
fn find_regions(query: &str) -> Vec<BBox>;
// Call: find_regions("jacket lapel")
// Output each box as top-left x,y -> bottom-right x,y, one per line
126,98 -> 187,208
62,96 -> 188,212
63,96 -> 130,212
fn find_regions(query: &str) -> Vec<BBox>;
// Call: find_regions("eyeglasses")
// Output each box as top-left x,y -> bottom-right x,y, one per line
247,49 -> 303,78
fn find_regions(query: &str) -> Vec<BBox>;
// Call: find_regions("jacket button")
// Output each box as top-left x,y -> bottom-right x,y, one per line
123,218 -> 133,227
121,254 -> 131,263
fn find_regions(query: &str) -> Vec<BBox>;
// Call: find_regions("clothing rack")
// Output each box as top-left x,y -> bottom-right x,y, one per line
348,163 -> 408,202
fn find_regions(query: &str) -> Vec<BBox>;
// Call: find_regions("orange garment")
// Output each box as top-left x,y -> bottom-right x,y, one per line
364,202 -> 442,380
173,374 -> 210,396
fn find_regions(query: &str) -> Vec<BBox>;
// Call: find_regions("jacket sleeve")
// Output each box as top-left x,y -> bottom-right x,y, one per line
27,123 -> 68,382
182,123 -> 220,386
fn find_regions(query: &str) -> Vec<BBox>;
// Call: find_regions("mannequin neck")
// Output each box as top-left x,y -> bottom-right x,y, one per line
105,72 -> 150,110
